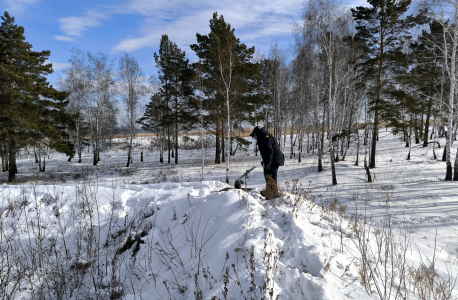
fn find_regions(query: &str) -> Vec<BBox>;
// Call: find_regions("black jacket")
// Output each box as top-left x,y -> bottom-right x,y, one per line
253,127 -> 284,168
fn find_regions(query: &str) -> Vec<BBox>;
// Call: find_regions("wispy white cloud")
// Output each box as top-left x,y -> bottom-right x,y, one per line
111,0 -> 304,53
53,35 -> 74,42
48,61 -> 71,72
57,10 -> 107,38
112,9 -> 212,53
112,35 -> 154,53
1,0 -> 40,13
57,0 -> 356,54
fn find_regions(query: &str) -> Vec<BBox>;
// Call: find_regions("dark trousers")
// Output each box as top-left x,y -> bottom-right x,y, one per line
263,166 -> 278,198
263,167 -> 278,184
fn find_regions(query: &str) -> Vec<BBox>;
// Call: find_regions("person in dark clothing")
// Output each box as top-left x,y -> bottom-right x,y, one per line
250,126 -> 284,199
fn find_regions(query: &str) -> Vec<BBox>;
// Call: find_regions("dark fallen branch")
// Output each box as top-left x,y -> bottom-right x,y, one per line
413,141 -> 440,148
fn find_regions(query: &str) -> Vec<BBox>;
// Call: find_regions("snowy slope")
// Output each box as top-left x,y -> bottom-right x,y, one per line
1,180 -> 372,299
1,129 -> 458,299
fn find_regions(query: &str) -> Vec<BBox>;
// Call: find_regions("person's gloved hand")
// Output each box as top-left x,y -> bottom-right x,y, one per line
264,164 -> 270,170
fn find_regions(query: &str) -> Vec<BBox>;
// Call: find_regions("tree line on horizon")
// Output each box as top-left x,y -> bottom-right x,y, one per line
2,0 -> 458,184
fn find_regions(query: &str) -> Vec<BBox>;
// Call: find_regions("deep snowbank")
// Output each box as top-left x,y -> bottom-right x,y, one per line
1,180 -> 372,299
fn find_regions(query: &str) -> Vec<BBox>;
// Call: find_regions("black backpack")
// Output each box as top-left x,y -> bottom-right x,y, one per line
271,136 -> 285,166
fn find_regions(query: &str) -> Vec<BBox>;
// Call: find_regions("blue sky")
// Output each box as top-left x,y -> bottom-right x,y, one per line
0,0 -> 368,85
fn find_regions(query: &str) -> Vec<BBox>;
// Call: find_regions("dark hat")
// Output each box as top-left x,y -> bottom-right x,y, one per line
250,126 -> 261,138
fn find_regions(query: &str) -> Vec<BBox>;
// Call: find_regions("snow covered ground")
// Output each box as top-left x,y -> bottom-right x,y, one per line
1,129 -> 458,299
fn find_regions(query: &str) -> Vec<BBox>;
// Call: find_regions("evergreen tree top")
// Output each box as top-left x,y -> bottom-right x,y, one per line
351,0 -> 425,55
189,12 -> 263,127
0,11 -> 71,155
191,12 -> 255,68
0,11 -> 60,98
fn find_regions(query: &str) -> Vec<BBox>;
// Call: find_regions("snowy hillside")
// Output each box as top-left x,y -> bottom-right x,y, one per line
1,130 -> 458,299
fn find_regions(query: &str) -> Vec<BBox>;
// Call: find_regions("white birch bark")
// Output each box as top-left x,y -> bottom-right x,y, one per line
119,54 -> 145,168
217,37 -> 234,185
196,67 -> 206,181
425,0 -> 458,179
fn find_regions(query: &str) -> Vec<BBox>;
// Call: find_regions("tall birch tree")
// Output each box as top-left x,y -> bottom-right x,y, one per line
118,53 -> 145,167
86,53 -> 114,165
421,0 -> 458,180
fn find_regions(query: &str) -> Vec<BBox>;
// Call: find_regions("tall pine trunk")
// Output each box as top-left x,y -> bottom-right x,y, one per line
420,113 -> 424,143
414,115 -> 420,144
126,145 -> 132,167
371,80 -> 381,168
34,147 -> 38,163
175,131 -> 178,164
78,145 -> 82,163
159,127 -> 164,163
8,140 -> 17,182
92,144 -> 97,165
38,141 -> 42,171
370,36 -> 385,169
1,151 -> 8,172
364,132 -> 372,182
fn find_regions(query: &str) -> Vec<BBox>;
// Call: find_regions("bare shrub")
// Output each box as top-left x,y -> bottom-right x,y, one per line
118,167 -> 136,177
350,192 -> 457,300
0,179 -> 146,299
282,179 -> 319,219
143,167 -> 178,183
409,234 -> 457,300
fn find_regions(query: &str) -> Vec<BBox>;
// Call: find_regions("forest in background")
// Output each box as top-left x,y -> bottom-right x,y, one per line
2,0 -> 458,185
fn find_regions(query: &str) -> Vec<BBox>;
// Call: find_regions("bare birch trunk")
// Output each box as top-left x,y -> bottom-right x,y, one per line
201,107 -> 205,181
226,90 -> 230,184
356,125 -> 360,166
445,18 -> 456,180
328,61 -> 337,185
433,120 -> 437,160
407,114 -> 412,160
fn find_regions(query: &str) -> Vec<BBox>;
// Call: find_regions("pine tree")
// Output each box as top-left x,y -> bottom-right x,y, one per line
169,42 -> 195,164
155,35 -> 174,164
138,92 -> 165,163
0,11 -> 72,182
351,0 -> 420,168
409,20 -> 443,148
191,12 -> 262,177
154,34 -> 195,164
